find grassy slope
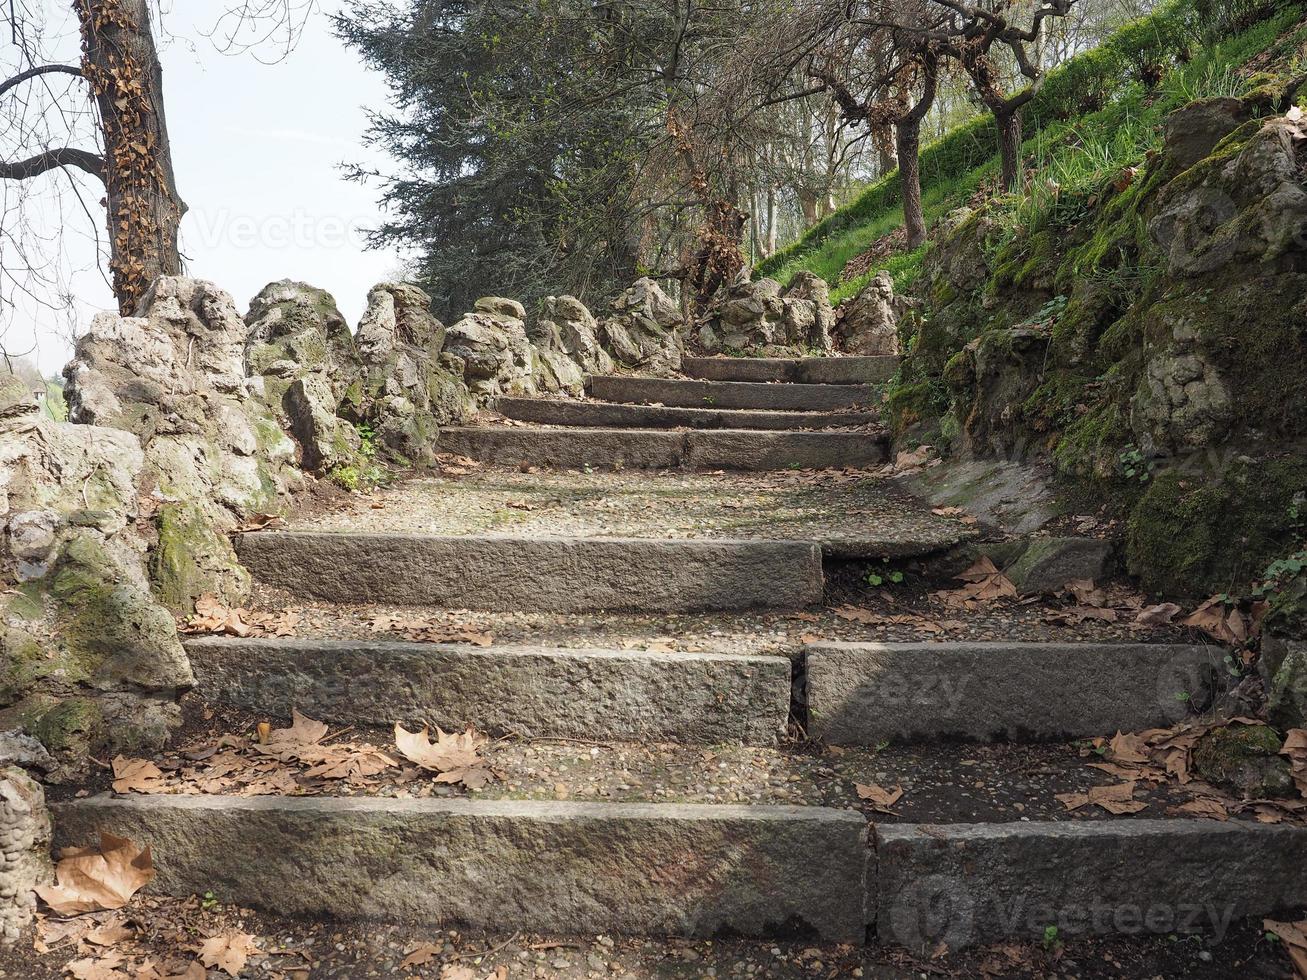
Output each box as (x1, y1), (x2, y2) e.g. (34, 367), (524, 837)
(760, 0), (1306, 305)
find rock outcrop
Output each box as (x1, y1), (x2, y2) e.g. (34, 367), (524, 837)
(835, 271), (902, 356)
(600, 278), (684, 374)
(350, 283), (476, 463)
(699, 275), (835, 354)
(1, 374), (190, 777)
(442, 298), (537, 402)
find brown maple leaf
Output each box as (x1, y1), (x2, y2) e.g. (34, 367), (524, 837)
(198, 931), (262, 977)
(36, 833), (156, 916)
(394, 724), (495, 788)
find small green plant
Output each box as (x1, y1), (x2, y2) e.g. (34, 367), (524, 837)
(201, 890), (219, 911)
(1043, 925), (1062, 952)
(1119, 445), (1155, 483)
(866, 557), (906, 588)
(866, 570), (906, 587)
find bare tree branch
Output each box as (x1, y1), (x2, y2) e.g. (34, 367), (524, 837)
(0, 146), (104, 180)
(0, 63), (82, 100)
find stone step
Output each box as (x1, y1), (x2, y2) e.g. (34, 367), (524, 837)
(436, 426), (889, 470)
(804, 641), (1228, 744)
(587, 375), (879, 411)
(51, 795), (1307, 948)
(185, 637), (791, 744)
(236, 532), (824, 612)
(495, 396), (880, 431)
(53, 795), (868, 942)
(682, 356), (899, 385)
(875, 819), (1307, 948)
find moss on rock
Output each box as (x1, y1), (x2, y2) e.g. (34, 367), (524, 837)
(1126, 459), (1307, 597)
(1192, 723), (1295, 799)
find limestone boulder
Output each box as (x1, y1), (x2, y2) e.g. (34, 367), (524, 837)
(350, 282), (476, 463)
(600, 278), (684, 375)
(0, 393), (191, 774)
(701, 275), (837, 354)
(835, 271), (901, 356)
(535, 296), (614, 377)
(0, 766), (50, 944)
(443, 299), (536, 402)
(782, 272), (835, 352)
(244, 280), (364, 472)
(65, 277), (303, 532)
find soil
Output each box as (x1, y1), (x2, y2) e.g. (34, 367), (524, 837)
(0, 899), (1296, 979)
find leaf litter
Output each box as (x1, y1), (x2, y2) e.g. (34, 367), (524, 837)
(1070, 721), (1307, 824)
(108, 709), (497, 799)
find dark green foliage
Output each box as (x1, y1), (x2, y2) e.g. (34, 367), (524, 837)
(334, 0), (671, 318)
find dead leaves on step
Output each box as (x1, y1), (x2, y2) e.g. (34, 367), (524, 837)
(364, 612), (494, 647)
(179, 595), (300, 639)
(36, 833), (156, 915)
(180, 598), (496, 647)
(36, 893), (273, 980)
(197, 931), (263, 976)
(1266, 917), (1307, 980)
(933, 557), (1017, 610)
(1067, 721), (1307, 824)
(855, 782), (904, 813)
(109, 710), (498, 799)
(394, 724), (495, 789)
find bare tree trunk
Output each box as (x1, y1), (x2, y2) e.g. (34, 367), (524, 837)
(765, 187), (777, 256)
(996, 108), (1024, 192)
(896, 119), (926, 249)
(797, 190), (819, 227)
(877, 146), (898, 178)
(76, 0), (185, 314)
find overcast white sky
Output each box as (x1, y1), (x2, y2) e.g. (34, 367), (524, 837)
(13, 1), (402, 374)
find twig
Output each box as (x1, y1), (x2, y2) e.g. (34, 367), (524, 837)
(450, 929), (522, 962)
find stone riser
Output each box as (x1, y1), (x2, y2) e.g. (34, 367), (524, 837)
(804, 641), (1228, 742)
(682, 356), (899, 385)
(53, 797), (1307, 947)
(494, 397), (880, 431)
(186, 637), (791, 744)
(236, 532), (824, 612)
(436, 426), (889, 470)
(587, 376), (879, 411)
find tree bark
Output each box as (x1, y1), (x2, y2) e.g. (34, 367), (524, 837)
(896, 119), (925, 249)
(996, 107), (1024, 192)
(76, 0), (186, 314)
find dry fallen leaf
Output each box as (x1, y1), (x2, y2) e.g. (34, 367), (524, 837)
(394, 724), (495, 789)
(1135, 602), (1183, 627)
(1181, 596), (1250, 646)
(36, 833), (156, 916)
(1264, 917), (1307, 979)
(401, 943), (443, 969)
(855, 782), (904, 813)
(933, 557), (1016, 609)
(198, 931), (262, 977)
(440, 965), (478, 980)
(111, 757), (166, 795)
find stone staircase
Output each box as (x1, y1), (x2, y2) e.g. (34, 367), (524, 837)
(52, 356), (1307, 959)
(439, 355), (894, 471)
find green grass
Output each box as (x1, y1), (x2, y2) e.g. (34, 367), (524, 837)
(761, 0), (1305, 292)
